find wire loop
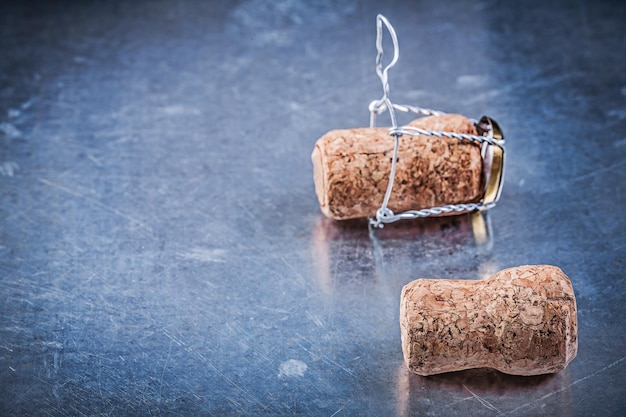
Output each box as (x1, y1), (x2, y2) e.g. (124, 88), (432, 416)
(368, 15), (506, 229)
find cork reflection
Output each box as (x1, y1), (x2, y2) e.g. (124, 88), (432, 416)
(310, 212), (494, 296)
(310, 217), (374, 296)
(371, 211), (493, 248)
(395, 363), (573, 416)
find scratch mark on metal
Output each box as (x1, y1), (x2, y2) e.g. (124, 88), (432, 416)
(570, 159), (626, 183)
(158, 338), (174, 404)
(162, 330), (275, 413)
(279, 254), (306, 282)
(238, 202), (256, 220)
(445, 396), (473, 407)
(194, 348), (274, 412)
(507, 355), (626, 415)
(463, 385), (501, 414)
(162, 331), (185, 347)
(296, 334), (356, 378)
(307, 311), (327, 331)
(177, 248), (227, 263)
(86, 153), (103, 166)
(0, 122), (22, 138)
(38, 178), (153, 233)
(0, 161), (19, 177)
(330, 407), (344, 416)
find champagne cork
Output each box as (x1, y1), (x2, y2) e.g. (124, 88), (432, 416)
(311, 114), (484, 220)
(400, 265), (578, 376)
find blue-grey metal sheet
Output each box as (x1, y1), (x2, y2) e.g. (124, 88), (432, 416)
(1, 1), (625, 415)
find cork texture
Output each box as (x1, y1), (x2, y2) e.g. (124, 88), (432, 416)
(311, 114), (483, 220)
(400, 265), (578, 376)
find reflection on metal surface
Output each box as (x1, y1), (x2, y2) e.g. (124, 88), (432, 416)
(470, 211), (491, 248)
(311, 212), (494, 295)
(395, 363), (573, 416)
(311, 211), (494, 244)
(2, 0), (624, 414)
(395, 364), (410, 417)
(311, 217), (373, 295)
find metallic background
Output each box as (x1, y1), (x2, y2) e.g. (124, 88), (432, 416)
(1, 0), (625, 415)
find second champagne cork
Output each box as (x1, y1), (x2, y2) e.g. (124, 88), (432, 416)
(400, 265), (578, 376)
(311, 114), (485, 220)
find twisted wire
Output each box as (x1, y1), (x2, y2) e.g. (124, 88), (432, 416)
(391, 103), (445, 117)
(369, 101), (445, 121)
(390, 126), (505, 147)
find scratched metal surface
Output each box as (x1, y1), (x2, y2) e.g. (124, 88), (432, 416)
(1, 0), (625, 416)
